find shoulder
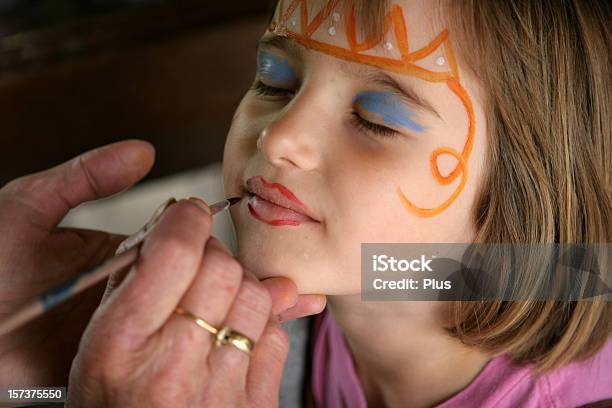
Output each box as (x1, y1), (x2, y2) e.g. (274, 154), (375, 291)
(543, 338), (612, 407)
(439, 338), (612, 408)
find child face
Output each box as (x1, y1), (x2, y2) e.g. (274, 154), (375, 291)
(223, 0), (487, 295)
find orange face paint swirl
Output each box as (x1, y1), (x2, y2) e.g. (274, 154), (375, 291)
(269, 0), (475, 218)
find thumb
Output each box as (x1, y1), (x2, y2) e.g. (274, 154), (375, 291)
(260, 277), (299, 315)
(2, 139), (155, 230)
(261, 276), (327, 320)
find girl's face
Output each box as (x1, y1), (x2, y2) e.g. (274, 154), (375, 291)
(223, 0), (487, 295)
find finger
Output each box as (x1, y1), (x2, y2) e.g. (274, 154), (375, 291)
(166, 237), (243, 356)
(100, 253), (132, 305)
(247, 318), (290, 407)
(174, 243), (321, 322)
(1, 140), (155, 230)
(36, 227), (127, 290)
(259, 276), (326, 321)
(208, 272), (272, 388)
(195, 241), (300, 316)
(102, 199), (212, 341)
(260, 277), (298, 315)
(278, 294), (327, 322)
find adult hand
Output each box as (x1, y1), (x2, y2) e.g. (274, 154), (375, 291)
(0, 140), (325, 389)
(0, 140), (155, 386)
(67, 199), (325, 407)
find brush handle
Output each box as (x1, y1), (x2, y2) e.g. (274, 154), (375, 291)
(0, 197), (240, 338)
(0, 246), (139, 338)
(114, 198), (235, 255)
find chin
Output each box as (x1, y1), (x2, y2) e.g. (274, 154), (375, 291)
(235, 242), (358, 296)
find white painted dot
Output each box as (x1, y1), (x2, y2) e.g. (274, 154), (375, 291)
(384, 41), (393, 50)
(328, 26), (336, 36)
(435, 56), (446, 66)
(332, 12), (341, 21)
(290, 17), (297, 27)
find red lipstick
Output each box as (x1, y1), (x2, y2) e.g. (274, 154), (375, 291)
(246, 176), (316, 226)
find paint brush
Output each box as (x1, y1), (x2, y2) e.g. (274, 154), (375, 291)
(0, 196), (242, 338)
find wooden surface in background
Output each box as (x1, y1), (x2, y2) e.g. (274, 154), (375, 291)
(0, 14), (267, 186)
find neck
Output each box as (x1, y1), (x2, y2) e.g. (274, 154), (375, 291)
(326, 295), (491, 408)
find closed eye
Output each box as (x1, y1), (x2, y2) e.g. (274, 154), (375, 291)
(251, 81), (399, 139)
(351, 112), (399, 139)
(251, 80), (294, 98)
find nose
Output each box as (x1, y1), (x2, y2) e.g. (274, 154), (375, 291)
(257, 98), (324, 171)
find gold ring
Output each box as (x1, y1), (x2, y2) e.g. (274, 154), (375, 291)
(173, 307), (255, 355)
(216, 326), (254, 355)
(174, 306), (219, 335)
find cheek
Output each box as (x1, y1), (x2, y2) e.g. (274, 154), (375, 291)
(225, 98), (258, 148)
(223, 98), (261, 191)
(222, 128), (243, 195)
(323, 142), (415, 240)
(325, 134), (478, 244)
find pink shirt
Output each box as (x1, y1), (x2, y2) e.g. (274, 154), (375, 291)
(311, 307), (612, 407)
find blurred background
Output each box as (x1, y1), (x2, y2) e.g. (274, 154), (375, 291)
(0, 0), (271, 186)
(0, 5), (310, 400)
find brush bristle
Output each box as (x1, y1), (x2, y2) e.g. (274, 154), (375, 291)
(227, 197), (242, 206)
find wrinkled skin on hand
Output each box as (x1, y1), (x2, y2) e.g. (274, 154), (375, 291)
(0, 140), (155, 386)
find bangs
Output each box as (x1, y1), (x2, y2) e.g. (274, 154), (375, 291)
(349, 0), (389, 39)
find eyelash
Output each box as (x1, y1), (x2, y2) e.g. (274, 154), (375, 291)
(251, 80), (399, 139)
(350, 112), (398, 139)
(251, 80), (294, 97)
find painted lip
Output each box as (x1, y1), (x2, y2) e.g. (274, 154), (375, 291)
(245, 176), (318, 223)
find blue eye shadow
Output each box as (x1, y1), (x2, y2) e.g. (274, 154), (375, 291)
(354, 91), (426, 133)
(256, 50), (297, 84)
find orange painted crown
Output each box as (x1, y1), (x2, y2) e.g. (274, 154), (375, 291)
(269, 0), (475, 218)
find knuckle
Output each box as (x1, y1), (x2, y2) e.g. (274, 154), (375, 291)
(208, 272), (242, 299)
(203, 248), (244, 292)
(213, 342), (249, 370)
(101, 318), (146, 352)
(77, 327), (135, 382)
(173, 323), (203, 348)
(237, 279), (272, 318)
(4, 174), (43, 198)
(153, 233), (195, 262)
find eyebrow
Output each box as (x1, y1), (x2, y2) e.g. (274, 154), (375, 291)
(361, 71), (442, 120)
(256, 35), (442, 120)
(256, 35), (303, 60)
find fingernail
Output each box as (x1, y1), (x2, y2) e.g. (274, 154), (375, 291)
(148, 197), (177, 225)
(188, 197), (212, 215)
(146, 197), (177, 229)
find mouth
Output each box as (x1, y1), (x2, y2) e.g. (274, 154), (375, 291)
(245, 176), (318, 226)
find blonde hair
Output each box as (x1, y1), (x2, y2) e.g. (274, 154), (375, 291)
(348, 0), (612, 371)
